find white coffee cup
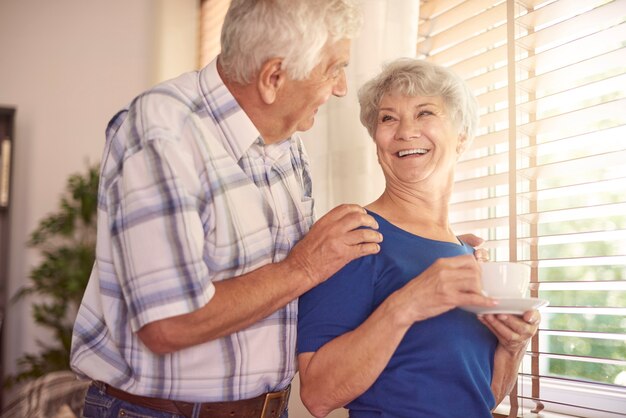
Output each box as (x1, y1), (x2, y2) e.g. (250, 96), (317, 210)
(480, 262), (531, 298)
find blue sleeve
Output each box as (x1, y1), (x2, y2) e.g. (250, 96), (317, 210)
(297, 255), (375, 354)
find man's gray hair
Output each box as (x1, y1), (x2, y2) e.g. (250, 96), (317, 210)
(358, 58), (479, 145)
(219, 0), (363, 84)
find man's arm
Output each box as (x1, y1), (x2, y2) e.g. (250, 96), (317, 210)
(137, 204), (383, 354)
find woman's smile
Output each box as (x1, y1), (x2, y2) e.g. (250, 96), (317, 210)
(397, 148), (430, 158)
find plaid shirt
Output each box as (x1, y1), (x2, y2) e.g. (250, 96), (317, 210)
(70, 58), (315, 402)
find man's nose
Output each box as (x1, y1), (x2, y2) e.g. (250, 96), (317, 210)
(332, 71), (348, 97)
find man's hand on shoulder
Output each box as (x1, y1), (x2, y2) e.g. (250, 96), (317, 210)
(286, 204), (383, 287)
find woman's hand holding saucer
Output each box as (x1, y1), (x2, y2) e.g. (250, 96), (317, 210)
(478, 310), (540, 354)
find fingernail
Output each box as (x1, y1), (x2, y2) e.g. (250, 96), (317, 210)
(474, 248), (489, 262)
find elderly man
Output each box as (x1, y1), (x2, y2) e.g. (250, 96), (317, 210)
(70, 1), (383, 417)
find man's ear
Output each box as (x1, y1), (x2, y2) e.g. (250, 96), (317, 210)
(258, 58), (285, 104)
(456, 132), (469, 157)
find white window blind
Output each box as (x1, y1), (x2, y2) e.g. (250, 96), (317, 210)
(417, 0), (626, 417)
(199, 0), (230, 68)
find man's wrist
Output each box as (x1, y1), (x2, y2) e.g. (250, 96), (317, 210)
(277, 253), (319, 294)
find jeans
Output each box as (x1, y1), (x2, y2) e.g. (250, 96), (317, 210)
(81, 384), (289, 418)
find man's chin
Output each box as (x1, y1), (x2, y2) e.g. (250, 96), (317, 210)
(297, 117), (316, 133)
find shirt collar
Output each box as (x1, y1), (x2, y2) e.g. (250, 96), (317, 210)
(198, 58), (262, 162)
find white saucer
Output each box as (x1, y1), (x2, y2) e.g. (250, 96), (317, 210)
(461, 297), (549, 315)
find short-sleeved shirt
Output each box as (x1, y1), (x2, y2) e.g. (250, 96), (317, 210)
(70, 58), (315, 402)
(298, 211), (497, 418)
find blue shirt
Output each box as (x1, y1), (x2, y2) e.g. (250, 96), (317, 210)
(298, 211), (497, 418)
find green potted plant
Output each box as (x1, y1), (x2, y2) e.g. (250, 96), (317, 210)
(5, 165), (98, 387)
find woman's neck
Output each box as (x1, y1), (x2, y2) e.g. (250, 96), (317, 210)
(366, 184), (458, 244)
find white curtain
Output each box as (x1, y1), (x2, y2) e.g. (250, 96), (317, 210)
(301, 0), (420, 216)
(293, 3), (419, 413)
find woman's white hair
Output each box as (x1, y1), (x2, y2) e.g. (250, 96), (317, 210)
(358, 58), (479, 145)
(219, 0), (363, 84)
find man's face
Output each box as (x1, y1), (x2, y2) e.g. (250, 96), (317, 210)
(276, 38), (351, 137)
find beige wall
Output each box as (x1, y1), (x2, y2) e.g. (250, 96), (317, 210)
(0, 0), (198, 403)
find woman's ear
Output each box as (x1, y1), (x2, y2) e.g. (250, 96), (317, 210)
(258, 58), (285, 104)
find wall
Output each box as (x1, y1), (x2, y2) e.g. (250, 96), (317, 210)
(0, 0), (198, 402)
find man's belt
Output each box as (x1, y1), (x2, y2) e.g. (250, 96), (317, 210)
(92, 381), (290, 418)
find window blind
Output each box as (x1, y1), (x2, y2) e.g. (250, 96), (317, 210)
(417, 0), (626, 417)
(198, 0), (230, 68)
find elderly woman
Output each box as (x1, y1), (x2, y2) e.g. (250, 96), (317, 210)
(296, 58), (540, 418)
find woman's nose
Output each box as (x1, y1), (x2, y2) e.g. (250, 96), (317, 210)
(396, 119), (420, 141)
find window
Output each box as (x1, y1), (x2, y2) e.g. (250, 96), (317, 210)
(198, 0), (230, 68)
(417, 0), (626, 417)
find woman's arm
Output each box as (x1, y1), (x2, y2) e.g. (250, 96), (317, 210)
(479, 310), (540, 405)
(490, 343), (526, 404)
(298, 255), (495, 418)
(298, 300), (410, 418)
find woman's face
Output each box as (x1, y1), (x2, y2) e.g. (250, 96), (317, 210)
(374, 92), (464, 188)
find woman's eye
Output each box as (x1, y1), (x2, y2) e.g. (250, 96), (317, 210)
(381, 115), (394, 122)
(417, 110), (433, 117)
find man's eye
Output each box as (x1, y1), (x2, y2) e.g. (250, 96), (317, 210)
(327, 67), (340, 79)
